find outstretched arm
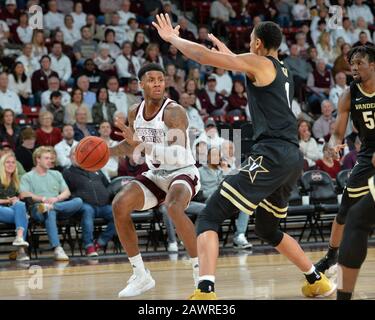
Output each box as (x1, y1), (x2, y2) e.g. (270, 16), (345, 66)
(152, 14), (268, 77)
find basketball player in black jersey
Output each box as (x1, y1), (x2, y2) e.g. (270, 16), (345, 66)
(153, 14), (335, 299)
(315, 46), (375, 280)
(336, 155), (375, 300)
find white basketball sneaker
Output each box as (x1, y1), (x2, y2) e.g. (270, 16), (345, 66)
(118, 269), (155, 298)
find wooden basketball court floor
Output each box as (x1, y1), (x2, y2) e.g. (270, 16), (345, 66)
(0, 248), (374, 300)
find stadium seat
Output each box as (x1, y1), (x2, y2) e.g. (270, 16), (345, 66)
(301, 170), (339, 241)
(336, 169), (351, 194)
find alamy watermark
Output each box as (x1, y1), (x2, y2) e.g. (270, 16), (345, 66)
(328, 5), (343, 30)
(28, 5), (43, 30)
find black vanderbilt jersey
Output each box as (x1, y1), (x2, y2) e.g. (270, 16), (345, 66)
(246, 56), (298, 146)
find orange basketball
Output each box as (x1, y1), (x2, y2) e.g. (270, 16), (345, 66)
(75, 136), (110, 172)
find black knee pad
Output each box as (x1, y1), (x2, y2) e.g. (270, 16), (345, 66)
(255, 223), (284, 247)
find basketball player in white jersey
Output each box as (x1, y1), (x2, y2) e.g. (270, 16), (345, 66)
(109, 63), (200, 297)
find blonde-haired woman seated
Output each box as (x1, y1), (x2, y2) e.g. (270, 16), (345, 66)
(0, 152), (29, 261)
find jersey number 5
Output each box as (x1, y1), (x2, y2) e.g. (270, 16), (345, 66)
(363, 111), (375, 130)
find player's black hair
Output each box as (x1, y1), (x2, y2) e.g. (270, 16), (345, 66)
(138, 63), (165, 80)
(348, 45), (375, 64)
(253, 21), (282, 51)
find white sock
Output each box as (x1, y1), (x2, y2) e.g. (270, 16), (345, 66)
(190, 257), (199, 269)
(304, 265), (316, 275)
(199, 275), (215, 283)
(128, 254), (146, 276)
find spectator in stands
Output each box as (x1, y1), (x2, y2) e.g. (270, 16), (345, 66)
(0, 0), (20, 33)
(352, 31), (374, 48)
(324, 120), (337, 143)
(329, 72), (348, 112)
(126, 18), (144, 43)
(77, 59), (107, 92)
(195, 119), (225, 150)
(8, 62), (33, 106)
(187, 68), (204, 90)
(45, 146), (63, 172)
(307, 59), (333, 114)
(118, 153), (148, 177)
(63, 147), (116, 256)
(283, 44), (312, 101)
(16, 12), (33, 44)
(92, 87), (117, 125)
(86, 14), (105, 42)
(315, 143), (341, 179)
(35, 111), (62, 147)
(0, 72), (22, 115)
(73, 26), (99, 67)
(54, 124), (78, 169)
(295, 32), (309, 59)
(61, 14), (81, 47)
(50, 42), (73, 88)
(312, 100), (336, 139)
(31, 55), (59, 106)
(107, 14), (128, 47)
(198, 75), (227, 116)
(199, 146), (224, 201)
(342, 136), (361, 170)
(180, 92), (204, 138)
(126, 77), (143, 107)
(42, 91), (65, 128)
(178, 17), (196, 42)
(41, 75), (71, 108)
(162, 1), (178, 24)
(0, 109), (20, 151)
(115, 41), (141, 86)
(197, 26), (213, 49)
(71, 2), (87, 33)
(73, 107), (97, 141)
(76, 75), (97, 110)
(194, 140), (208, 167)
(226, 79), (248, 117)
(316, 31), (335, 67)
(163, 44), (186, 74)
(100, 0), (122, 24)
(132, 31), (148, 60)
(210, 0), (236, 38)
(332, 42), (352, 80)
(118, 0), (136, 26)
(0, 14), (10, 48)
(306, 46), (318, 71)
(165, 63), (184, 95)
(65, 88), (92, 125)
(291, 0), (310, 27)
(15, 44), (39, 78)
(98, 121), (118, 181)
(0, 142), (25, 178)
(143, 43), (164, 68)
(107, 76), (128, 117)
(0, 152), (29, 261)
(143, 0), (163, 25)
(212, 67), (233, 97)
(44, 0), (65, 32)
(298, 119), (321, 169)
(348, 0), (374, 26)
(101, 28), (121, 59)
(15, 127), (36, 172)
(20, 146), (83, 261)
(31, 30), (48, 60)
(353, 16), (372, 41)
(94, 44), (116, 74)
(332, 17), (356, 45)
(311, 18), (326, 46)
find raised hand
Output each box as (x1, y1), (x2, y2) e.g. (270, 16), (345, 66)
(114, 117), (138, 146)
(152, 14), (180, 43)
(208, 33), (234, 55)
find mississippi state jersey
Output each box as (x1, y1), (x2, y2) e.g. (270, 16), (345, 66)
(350, 82), (375, 153)
(133, 97), (196, 171)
